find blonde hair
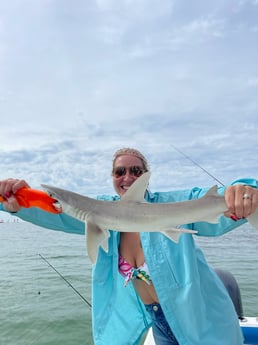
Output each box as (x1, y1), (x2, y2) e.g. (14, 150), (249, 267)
(112, 147), (150, 172)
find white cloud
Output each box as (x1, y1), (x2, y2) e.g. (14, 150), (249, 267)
(0, 0), (257, 209)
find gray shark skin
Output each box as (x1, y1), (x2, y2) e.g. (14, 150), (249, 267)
(42, 172), (258, 263)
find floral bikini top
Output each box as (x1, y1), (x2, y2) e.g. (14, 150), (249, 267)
(118, 253), (152, 287)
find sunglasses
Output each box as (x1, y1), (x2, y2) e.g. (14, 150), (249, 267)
(112, 166), (145, 178)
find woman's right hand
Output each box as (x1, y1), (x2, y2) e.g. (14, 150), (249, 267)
(0, 178), (30, 212)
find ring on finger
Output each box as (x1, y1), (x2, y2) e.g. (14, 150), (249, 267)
(243, 193), (251, 200)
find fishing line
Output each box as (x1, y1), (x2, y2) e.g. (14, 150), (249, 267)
(38, 253), (92, 308)
(38, 147), (222, 310)
(170, 144), (225, 186)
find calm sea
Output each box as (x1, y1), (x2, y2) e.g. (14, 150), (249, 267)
(0, 222), (257, 345)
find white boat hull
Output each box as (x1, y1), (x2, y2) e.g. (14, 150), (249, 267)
(144, 317), (258, 345)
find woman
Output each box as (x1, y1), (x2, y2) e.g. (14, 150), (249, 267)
(0, 147), (258, 345)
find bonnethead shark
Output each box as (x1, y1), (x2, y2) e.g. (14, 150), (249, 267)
(42, 172), (258, 263)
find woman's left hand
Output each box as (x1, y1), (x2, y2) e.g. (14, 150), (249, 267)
(224, 185), (258, 220)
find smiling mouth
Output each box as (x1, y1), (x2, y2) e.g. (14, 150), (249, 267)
(121, 185), (131, 191)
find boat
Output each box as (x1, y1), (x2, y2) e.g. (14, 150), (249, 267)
(144, 317), (258, 345)
(241, 317), (258, 345)
(143, 269), (258, 345)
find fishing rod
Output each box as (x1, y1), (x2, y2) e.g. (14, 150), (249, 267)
(170, 145), (241, 222)
(38, 147), (221, 309)
(170, 144), (225, 187)
(38, 253), (92, 308)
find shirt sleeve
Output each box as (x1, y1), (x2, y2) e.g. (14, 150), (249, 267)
(0, 202), (85, 235)
(184, 177), (257, 236)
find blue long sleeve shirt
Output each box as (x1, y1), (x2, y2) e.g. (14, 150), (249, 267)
(1, 178), (257, 345)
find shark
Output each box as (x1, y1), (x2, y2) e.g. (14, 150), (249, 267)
(42, 172), (258, 263)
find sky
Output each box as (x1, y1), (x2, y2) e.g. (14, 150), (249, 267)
(1, 0), (258, 219)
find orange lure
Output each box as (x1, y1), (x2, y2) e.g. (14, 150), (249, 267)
(0, 187), (62, 214)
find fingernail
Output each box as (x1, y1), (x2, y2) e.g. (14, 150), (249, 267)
(230, 214), (238, 222)
(5, 192), (11, 198)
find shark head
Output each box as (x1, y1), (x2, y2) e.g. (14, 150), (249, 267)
(41, 172), (152, 263)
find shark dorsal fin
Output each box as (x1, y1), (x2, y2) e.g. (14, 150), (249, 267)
(120, 171), (151, 203)
(203, 185), (219, 197)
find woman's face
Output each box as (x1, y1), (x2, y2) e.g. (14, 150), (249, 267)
(112, 154), (145, 196)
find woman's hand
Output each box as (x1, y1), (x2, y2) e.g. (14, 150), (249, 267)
(0, 178), (30, 212)
(224, 184), (258, 220)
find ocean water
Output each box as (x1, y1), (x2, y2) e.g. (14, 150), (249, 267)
(0, 222), (257, 345)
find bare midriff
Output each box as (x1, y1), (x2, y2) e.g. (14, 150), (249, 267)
(119, 232), (159, 305)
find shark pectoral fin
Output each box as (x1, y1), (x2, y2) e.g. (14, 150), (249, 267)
(100, 231), (110, 253)
(247, 208), (258, 229)
(161, 228), (198, 243)
(86, 222), (110, 264)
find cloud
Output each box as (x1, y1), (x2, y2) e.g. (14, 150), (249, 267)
(0, 0), (257, 221)
(1, 114), (257, 195)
